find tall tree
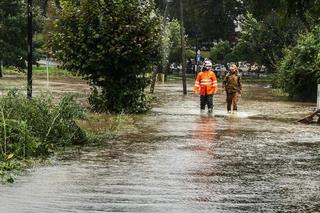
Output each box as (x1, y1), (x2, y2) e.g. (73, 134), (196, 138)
(154, 0), (244, 46)
(51, 0), (162, 113)
(0, 0), (42, 76)
(0, 0), (28, 75)
(276, 26), (320, 100)
(244, 0), (320, 29)
(233, 12), (303, 72)
(34, 0), (61, 15)
(243, 0), (282, 20)
(280, 0), (320, 29)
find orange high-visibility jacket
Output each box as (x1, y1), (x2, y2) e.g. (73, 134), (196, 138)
(194, 70), (218, 95)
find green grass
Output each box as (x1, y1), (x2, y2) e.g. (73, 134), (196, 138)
(241, 75), (274, 84)
(3, 66), (74, 77)
(32, 66), (73, 76)
(166, 74), (196, 81)
(0, 90), (88, 183)
(272, 88), (289, 97)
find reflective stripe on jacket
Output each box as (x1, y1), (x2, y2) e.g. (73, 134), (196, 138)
(194, 70), (218, 95)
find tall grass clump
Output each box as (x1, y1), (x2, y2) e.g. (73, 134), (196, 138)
(0, 90), (87, 162)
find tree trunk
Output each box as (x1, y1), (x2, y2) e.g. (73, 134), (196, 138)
(298, 109), (320, 124)
(150, 66), (158, 94)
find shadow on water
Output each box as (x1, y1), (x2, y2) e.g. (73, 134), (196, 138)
(0, 82), (319, 212)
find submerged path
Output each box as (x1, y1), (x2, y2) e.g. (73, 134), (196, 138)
(0, 82), (319, 212)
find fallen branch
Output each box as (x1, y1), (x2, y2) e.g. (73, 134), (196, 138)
(298, 109), (320, 124)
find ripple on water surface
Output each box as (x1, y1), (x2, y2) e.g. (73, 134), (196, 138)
(0, 83), (319, 212)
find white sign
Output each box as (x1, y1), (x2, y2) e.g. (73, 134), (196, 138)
(317, 84), (320, 110)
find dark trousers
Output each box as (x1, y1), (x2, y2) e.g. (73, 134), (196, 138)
(200, 94), (213, 110)
(227, 92), (239, 111)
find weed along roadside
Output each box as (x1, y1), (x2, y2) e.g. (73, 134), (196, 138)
(0, 67), (148, 183)
(0, 71), (301, 184)
(0, 90), (87, 183)
(0, 86), (139, 183)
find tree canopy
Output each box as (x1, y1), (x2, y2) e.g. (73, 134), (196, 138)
(51, 0), (162, 113)
(0, 0), (42, 76)
(155, 0), (244, 47)
(276, 26), (320, 101)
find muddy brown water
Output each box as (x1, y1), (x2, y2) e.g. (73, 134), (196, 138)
(0, 79), (319, 212)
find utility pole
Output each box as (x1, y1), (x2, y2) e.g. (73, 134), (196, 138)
(179, 0), (187, 95)
(27, 0), (33, 98)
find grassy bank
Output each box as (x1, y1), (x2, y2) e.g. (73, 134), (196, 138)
(32, 66), (73, 77)
(0, 88), (139, 183)
(2, 66), (73, 77)
(241, 75), (273, 84)
(0, 90), (87, 183)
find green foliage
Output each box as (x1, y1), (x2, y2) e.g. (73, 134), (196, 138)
(32, 66), (72, 76)
(243, 0), (282, 20)
(155, 0), (320, 47)
(155, 0), (243, 45)
(233, 13), (303, 71)
(164, 19), (193, 63)
(159, 19), (181, 73)
(276, 26), (320, 101)
(209, 41), (231, 63)
(1, 66), (72, 77)
(244, 0), (320, 29)
(0, 90), (87, 161)
(51, 0), (162, 113)
(0, 0), (43, 70)
(227, 41), (250, 63)
(232, 0), (320, 73)
(0, 161), (20, 183)
(186, 49), (196, 60)
(200, 51), (210, 59)
(167, 19), (182, 63)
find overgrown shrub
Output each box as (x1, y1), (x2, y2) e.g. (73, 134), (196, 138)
(209, 41), (231, 63)
(50, 0), (162, 113)
(233, 13), (303, 72)
(0, 90), (87, 161)
(276, 26), (320, 101)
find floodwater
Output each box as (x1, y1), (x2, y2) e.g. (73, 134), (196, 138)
(0, 81), (320, 212)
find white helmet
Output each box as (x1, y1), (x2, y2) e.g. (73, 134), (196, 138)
(204, 60), (212, 68)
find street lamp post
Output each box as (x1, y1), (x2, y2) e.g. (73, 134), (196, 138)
(27, 0), (33, 98)
(179, 0), (187, 95)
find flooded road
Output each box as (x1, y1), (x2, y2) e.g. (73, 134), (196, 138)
(0, 81), (319, 212)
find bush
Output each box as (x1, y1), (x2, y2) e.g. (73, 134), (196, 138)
(276, 26), (320, 101)
(186, 49), (196, 60)
(0, 90), (87, 161)
(50, 0), (162, 113)
(209, 41), (231, 63)
(234, 13), (303, 72)
(167, 19), (182, 63)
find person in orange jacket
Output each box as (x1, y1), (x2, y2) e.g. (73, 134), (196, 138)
(194, 60), (218, 113)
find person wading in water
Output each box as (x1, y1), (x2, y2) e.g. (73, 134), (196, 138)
(222, 64), (242, 114)
(194, 60), (218, 113)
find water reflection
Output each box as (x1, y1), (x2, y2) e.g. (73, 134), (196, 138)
(0, 83), (319, 212)
(192, 115), (217, 143)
